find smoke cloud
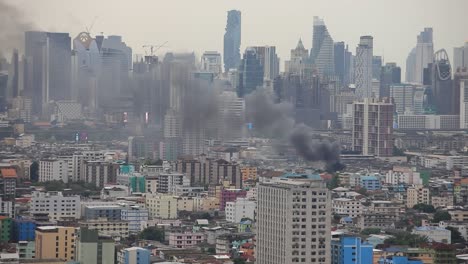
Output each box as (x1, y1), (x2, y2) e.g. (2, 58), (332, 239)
(245, 88), (342, 169)
(0, 1), (35, 57)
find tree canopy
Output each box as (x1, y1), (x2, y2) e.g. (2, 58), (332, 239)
(413, 203), (436, 213)
(384, 231), (429, 247)
(139, 226), (165, 242)
(432, 211), (451, 223)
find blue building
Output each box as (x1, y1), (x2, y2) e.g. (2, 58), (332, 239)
(119, 247), (150, 264)
(360, 175), (381, 191)
(13, 219), (36, 242)
(237, 48), (264, 97)
(378, 256), (423, 264)
(223, 10), (241, 72)
(84, 205), (122, 221)
(332, 236), (373, 264)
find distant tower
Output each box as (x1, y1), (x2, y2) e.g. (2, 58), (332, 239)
(237, 48), (264, 97)
(405, 48), (417, 83)
(201, 51), (222, 75)
(334, 41), (352, 86)
(431, 49), (453, 114)
(380, 63), (401, 98)
(415, 28), (434, 84)
(355, 36), (374, 100)
(453, 42), (468, 71)
(310, 16), (334, 76)
(223, 10), (242, 72)
(285, 38), (310, 74)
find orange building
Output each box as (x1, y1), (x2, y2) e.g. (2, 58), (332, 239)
(35, 226), (76, 261)
(240, 167), (257, 181)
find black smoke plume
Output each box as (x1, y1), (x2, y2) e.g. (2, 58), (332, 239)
(246, 89), (343, 170)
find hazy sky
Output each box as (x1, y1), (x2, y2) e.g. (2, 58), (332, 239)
(5, 0), (468, 73)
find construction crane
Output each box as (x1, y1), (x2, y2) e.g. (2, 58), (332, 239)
(142, 41), (169, 56)
(85, 16), (99, 35)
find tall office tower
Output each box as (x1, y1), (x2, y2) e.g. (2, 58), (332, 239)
(414, 28), (434, 84)
(285, 39), (311, 74)
(431, 49), (453, 114)
(98, 35), (133, 116)
(72, 32), (102, 113)
(454, 67), (468, 115)
(251, 46), (280, 81)
(454, 42), (468, 70)
(310, 16), (334, 76)
(201, 51), (222, 75)
(334, 42), (352, 86)
(380, 63), (401, 98)
(372, 56), (382, 80)
(24, 31), (72, 114)
(352, 98), (394, 157)
(390, 84), (424, 115)
(405, 48), (417, 83)
(460, 77), (468, 129)
(256, 174), (331, 264)
(224, 10), (241, 72)
(355, 36), (374, 100)
(237, 48), (264, 97)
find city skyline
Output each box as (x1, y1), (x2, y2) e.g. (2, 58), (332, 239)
(3, 0), (468, 74)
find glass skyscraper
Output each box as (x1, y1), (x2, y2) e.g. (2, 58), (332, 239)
(223, 10), (241, 72)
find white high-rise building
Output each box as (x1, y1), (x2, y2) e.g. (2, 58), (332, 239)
(201, 51), (222, 75)
(256, 174), (331, 264)
(355, 36), (373, 100)
(454, 42), (468, 71)
(157, 172), (190, 194)
(311, 17), (334, 76)
(414, 28), (434, 84)
(225, 198), (256, 223)
(30, 191), (81, 220)
(39, 159), (69, 183)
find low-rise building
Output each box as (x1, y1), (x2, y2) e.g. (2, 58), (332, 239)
(225, 198), (256, 223)
(357, 213), (398, 229)
(193, 197), (220, 212)
(145, 194), (177, 219)
(448, 209), (468, 222)
(30, 191), (81, 220)
(75, 228), (115, 264)
(121, 205), (149, 233)
(360, 175), (381, 191)
(406, 185), (430, 208)
(167, 231), (205, 248)
(79, 218), (129, 240)
(332, 198), (363, 218)
(331, 236), (373, 264)
(412, 226), (451, 244)
(35, 226), (76, 262)
(17, 241), (35, 259)
(431, 196), (453, 208)
(117, 247), (150, 264)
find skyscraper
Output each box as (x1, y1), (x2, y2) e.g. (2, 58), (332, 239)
(431, 49), (453, 115)
(237, 48), (264, 97)
(25, 31), (72, 114)
(256, 174), (331, 264)
(372, 56), (382, 80)
(453, 42), (468, 71)
(380, 63), (401, 98)
(390, 84), (424, 115)
(285, 39), (310, 74)
(223, 10), (241, 72)
(334, 42), (352, 86)
(310, 16), (334, 76)
(352, 98), (394, 157)
(453, 67), (468, 115)
(459, 76), (468, 129)
(405, 48), (417, 83)
(415, 28), (434, 84)
(355, 36), (374, 100)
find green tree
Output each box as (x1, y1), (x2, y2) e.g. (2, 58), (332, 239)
(139, 226), (165, 242)
(328, 174), (341, 190)
(413, 203), (436, 213)
(432, 211), (451, 223)
(361, 228), (381, 235)
(207, 247), (216, 254)
(233, 258), (246, 264)
(356, 187), (368, 196)
(393, 146), (405, 156)
(446, 226), (466, 244)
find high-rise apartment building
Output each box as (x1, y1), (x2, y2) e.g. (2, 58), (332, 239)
(35, 226), (76, 261)
(406, 185), (430, 208)
(30, 191), (81, 220)
(460, 78), (468, 129)
(201, 51), (222, 75)
(39, 159), (69, 183)
(355, 36), (374, 100)
(310, 17), (334, 76)
(256, 174), (331, 264)
(224, 10), (241, 72)
(352, 98), (394, 157)
(454, 42), (468, 70)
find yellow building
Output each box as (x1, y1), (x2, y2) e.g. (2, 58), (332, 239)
(193, 197), (220, 211)
(176, 196), (194, 212)
(240, 166), (257, 181)
(145, 194), (178, 219)
(35, 226), (76, 262)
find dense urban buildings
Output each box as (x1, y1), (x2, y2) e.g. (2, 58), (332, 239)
(0, 2), (466, 264)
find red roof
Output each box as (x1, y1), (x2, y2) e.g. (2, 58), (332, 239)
(0, 168), (17, 178)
